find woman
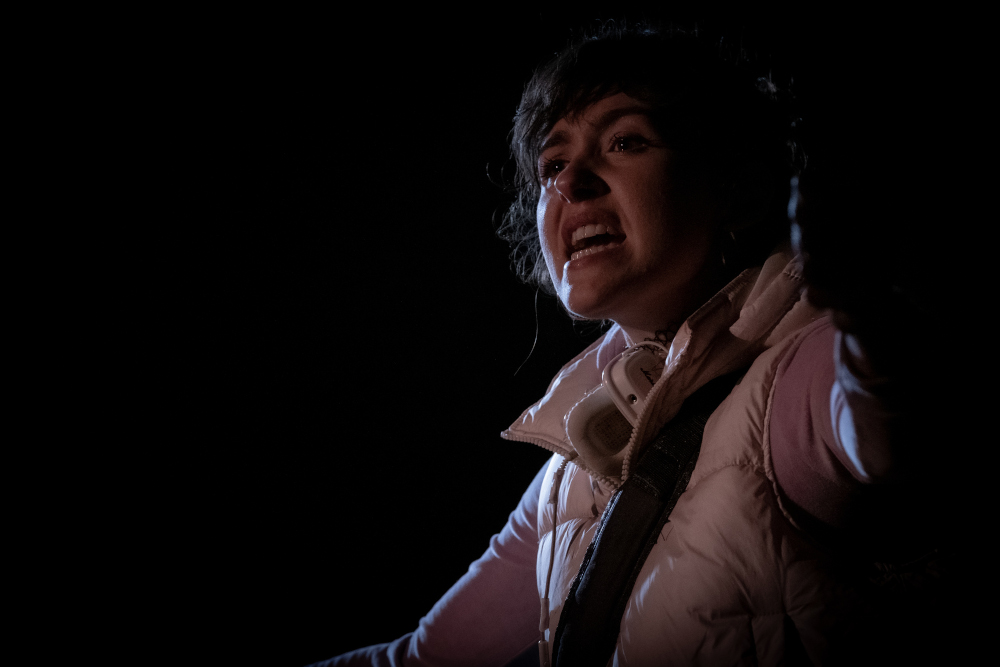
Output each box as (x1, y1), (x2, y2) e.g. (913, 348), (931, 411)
(315, 25), (953, 666)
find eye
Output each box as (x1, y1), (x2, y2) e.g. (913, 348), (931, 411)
(610, 133), (650, 153)
(539, 157), (565, 179)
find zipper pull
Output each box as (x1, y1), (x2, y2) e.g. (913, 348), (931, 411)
(539, 639), (551, 667)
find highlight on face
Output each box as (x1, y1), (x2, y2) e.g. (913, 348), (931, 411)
(498, 26), (796, 302)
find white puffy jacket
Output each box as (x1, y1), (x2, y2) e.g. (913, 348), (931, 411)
(502, 249), (854, 665)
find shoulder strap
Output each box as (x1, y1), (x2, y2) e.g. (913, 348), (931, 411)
(551, 371), (742, 667)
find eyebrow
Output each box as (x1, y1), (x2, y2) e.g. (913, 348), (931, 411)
(539, 129), (572, 154)
(539, 105), (654, 155)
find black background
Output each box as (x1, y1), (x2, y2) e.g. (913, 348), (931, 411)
(96, 8), (977, 666)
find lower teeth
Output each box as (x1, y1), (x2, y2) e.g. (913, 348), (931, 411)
(570, 244), (616, 261)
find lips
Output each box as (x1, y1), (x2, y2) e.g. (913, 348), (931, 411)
(564, 216), (625, 262)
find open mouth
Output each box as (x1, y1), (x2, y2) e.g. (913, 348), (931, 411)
(569, 223), (625, 261)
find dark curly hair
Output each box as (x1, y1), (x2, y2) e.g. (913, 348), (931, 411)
(499, 24), (798, 294)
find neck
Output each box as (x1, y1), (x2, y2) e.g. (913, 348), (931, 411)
(620, 325), (678, 349)
(615, 241), (733, 345)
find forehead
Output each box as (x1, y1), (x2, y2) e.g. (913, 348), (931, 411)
(542, 93), (653, 149)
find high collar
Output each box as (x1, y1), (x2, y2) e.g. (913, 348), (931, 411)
(502, 245), (816, 487)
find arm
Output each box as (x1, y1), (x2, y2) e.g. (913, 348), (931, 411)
(309, 462), (547, 667)
(768, 318), (903, 534)
(770, 170), (933, 545)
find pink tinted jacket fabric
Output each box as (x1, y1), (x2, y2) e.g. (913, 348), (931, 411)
(317, 467), (546, 667)
(770, 318), (884, 531)
(315, 253), (893, 666)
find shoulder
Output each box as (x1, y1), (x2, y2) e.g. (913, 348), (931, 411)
(689, 312), (832, 486)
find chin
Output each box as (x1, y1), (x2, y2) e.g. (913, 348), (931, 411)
(561, 291), (620, 323)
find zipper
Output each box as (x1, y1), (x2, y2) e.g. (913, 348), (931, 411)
(537, 457), (568, 667)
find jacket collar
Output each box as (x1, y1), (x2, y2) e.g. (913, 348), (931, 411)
(502, 246), (811, 487)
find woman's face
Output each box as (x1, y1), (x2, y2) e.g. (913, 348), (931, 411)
(536, 93), (722, 332)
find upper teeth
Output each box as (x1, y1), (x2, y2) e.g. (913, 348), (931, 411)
(571, 223), (610, 245)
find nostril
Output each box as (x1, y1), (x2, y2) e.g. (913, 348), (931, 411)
(573, 176), (607, 201)
(557, 167), (607, 203)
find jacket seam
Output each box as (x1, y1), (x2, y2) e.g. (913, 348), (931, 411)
(685, 461), (769, 495)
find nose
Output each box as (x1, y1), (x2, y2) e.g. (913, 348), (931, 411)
(554, 160), (609, 203)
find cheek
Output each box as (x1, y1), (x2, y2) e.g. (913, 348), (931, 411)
(536, 192), (557, 260)
(535, 194), (546, 236)
(640, 174), (711, 240)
